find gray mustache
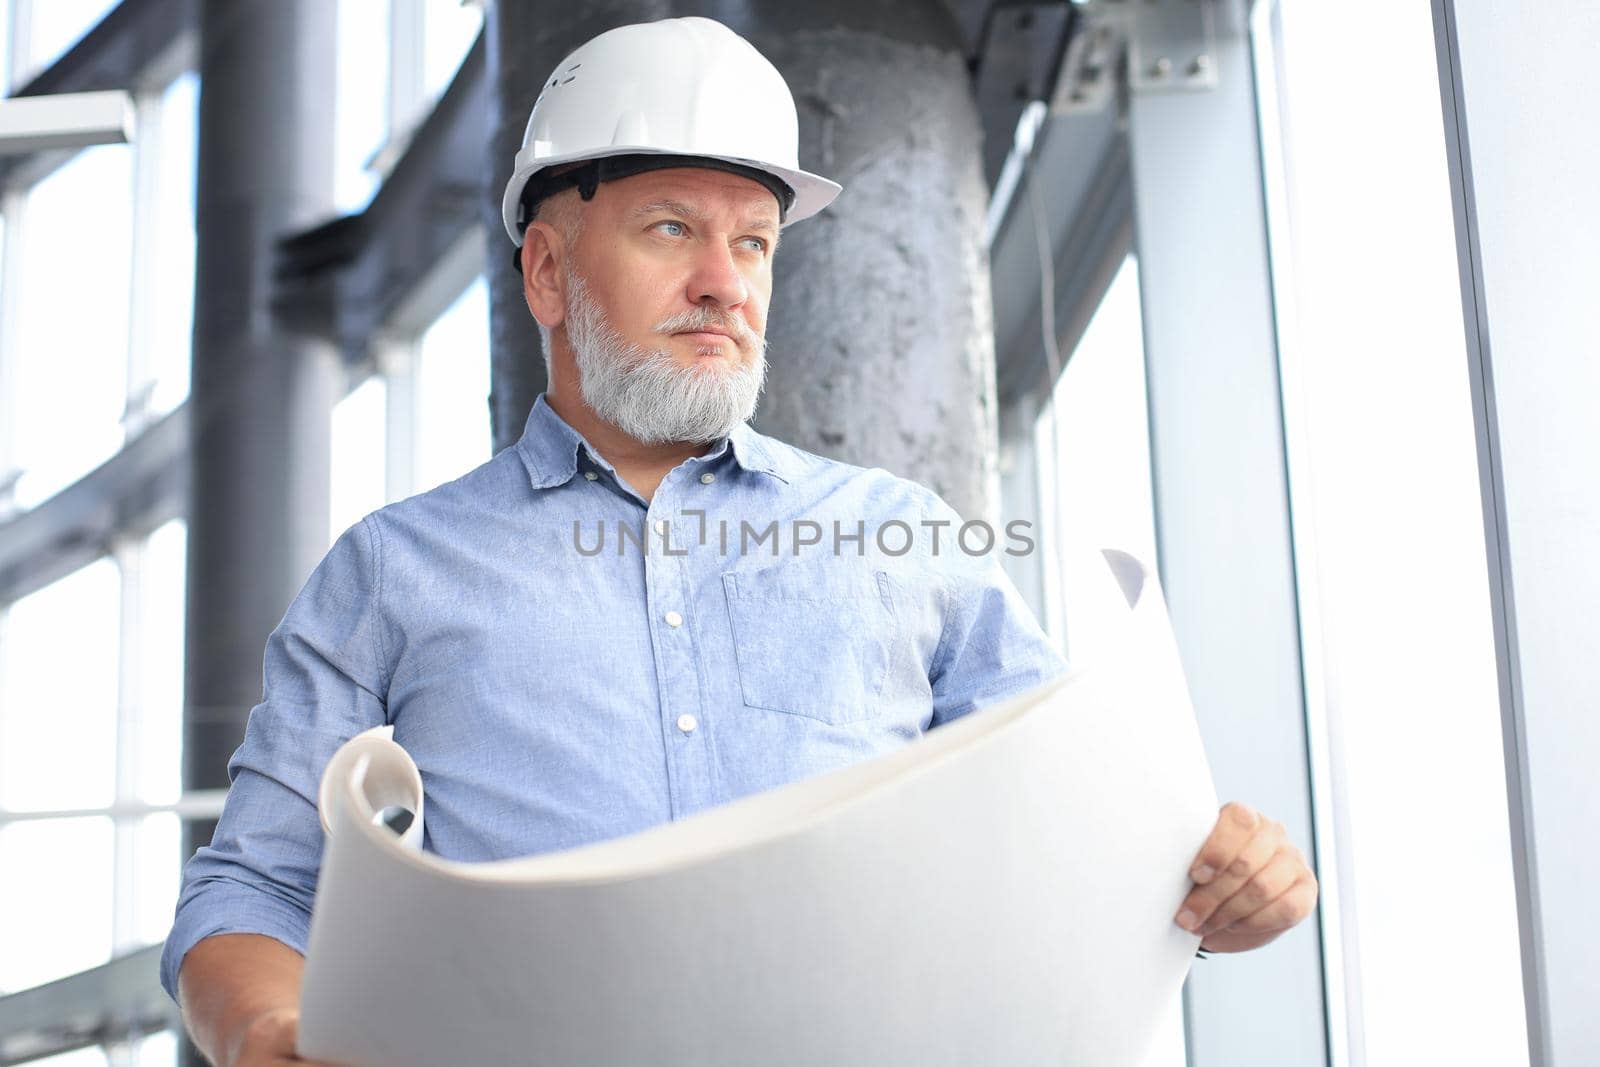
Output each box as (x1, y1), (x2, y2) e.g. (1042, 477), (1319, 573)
(654, 310), (764, 349)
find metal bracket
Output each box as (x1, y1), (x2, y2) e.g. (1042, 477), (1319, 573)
(1049, 0), (1219, 115)
(1128, 0), (1220, 93)
(1047, 14), (1122, 115)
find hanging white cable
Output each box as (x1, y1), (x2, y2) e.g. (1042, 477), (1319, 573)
(1026, 159), (1069, 651)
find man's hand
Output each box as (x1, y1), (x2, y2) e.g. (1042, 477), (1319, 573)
(1173, 801), (1318, 954)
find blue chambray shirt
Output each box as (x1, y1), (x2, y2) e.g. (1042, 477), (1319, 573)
(159, 393), (1069, 1000)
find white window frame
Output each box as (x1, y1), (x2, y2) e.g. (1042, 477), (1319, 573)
(0, 2), (484, 1061)
(0, 7), (206, 1065)
(332, 0), (488, 510)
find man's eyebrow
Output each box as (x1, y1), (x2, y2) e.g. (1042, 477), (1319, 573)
(629, 198), (780, 235)
(629, 198), (705, 222)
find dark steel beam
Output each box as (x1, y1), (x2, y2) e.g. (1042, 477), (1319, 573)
(990, 110), (1132, 408)
(0, 945), (173, 1066)
(970, 2), (1078, 188)
(182, 0), (340, 926)
(273, 35), (490, 360)
(0, 406), (186, 606)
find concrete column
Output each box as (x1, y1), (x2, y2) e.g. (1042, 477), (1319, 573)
(486, 1), (998, 521)
(183, 0), (338, 867)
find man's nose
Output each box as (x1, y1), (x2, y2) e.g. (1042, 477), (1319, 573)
(687, 239), (749, 309)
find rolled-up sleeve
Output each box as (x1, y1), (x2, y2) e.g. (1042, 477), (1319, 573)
(159, 516), (391, 1001)
(920, 492), (1071, 727)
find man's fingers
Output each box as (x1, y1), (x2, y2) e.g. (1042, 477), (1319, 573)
(1216, 871), (1320, 938)
(1176, 804), (1283, 932)
(1187, 802), (1263, 884)
(1195, 846), (1303, 936)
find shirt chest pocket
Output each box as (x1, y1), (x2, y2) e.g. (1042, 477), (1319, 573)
(721, 560), (899, 726)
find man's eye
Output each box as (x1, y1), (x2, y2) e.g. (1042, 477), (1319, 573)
(656, 220), (686, 237)
(738, 237), (768, 253)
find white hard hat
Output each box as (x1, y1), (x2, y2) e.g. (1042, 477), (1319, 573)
(500, 16), (842, 249)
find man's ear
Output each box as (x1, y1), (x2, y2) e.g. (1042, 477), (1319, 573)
(520, 220), (568, 331)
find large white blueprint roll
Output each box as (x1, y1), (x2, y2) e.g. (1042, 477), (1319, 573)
(298, 549), (1218, 1066)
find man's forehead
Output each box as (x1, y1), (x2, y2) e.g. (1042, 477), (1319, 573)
(607, 169), (782, 226)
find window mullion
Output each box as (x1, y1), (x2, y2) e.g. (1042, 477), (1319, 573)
(378, 337), (419, 503)
(5, 0), (32, 93)
(110, 536), (145, 956)
(388, 0), (427, 136)
(0, 606), (10, 807)
(0, 190), (27, 520)
(122, 88), (164, 439)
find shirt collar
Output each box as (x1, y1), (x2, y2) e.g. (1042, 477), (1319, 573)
(515, 393), (792, 491)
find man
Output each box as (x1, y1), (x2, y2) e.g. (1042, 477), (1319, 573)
(162, 16), (1316, 1066)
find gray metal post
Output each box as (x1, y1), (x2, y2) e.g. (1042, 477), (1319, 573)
(1434, 4), (1600, 1064)
(181, 4), (338, 1059)
(181, 0), (339, 965)
(486, 1), (999, 521)
(1124, 1), (1330, 1064)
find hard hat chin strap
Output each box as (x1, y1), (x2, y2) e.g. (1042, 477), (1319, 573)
(574, 165), (602, 202)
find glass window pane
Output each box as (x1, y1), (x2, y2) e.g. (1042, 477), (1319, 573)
(0, 816), (114, 992)
(0, 3), (10, 92)
(26, 1048), (108, 1067)
(21, 0), (119, 81)
(147, 71), (199, 419)
(1259, 1), (1528, 1062)
(137, 1029), (177, 1067)
(415, 277), (490, 491)
(423, 0), (483, 101)
(1033, 256), (1159, 665)
(133, 812), (180, 948)
(330, 375), (388, 544)
(0, 558), (119, 811)
(12, 146), (133, 508)
(136, 519), (186, 805)
(336, 0), (391, 214)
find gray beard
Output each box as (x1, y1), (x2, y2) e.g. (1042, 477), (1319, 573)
(565, 271), (768, 446)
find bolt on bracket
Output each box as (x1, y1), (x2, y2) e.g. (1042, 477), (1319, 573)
(1050, 0), (1219, 115)
(1127, 0), (1220, 93)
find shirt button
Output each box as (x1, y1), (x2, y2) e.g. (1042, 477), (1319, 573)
(699, 472), (715, 484)
(654, 518), (669, 535)
(677, 713), (698, 734)
(664, 610), (683, 628)
(583, 471), (598, 481)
